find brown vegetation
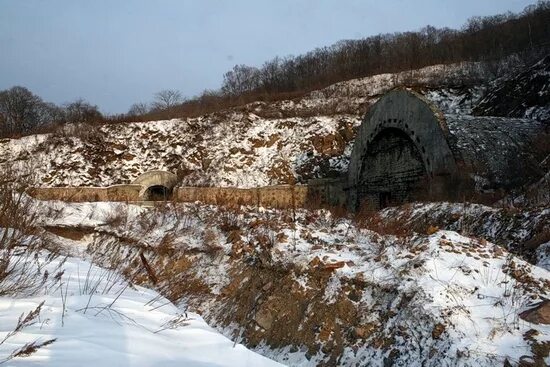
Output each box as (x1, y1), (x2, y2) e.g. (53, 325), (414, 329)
(0, 170), (60, 363)
(153, 1), (550, 122)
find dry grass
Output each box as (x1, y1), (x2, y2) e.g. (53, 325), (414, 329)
(42, 225), (95, 241)
(37, 122), (107, 155)
(202, 228), (223, 255)
(0, 301), (57, 364)
(0, 168), (62, 296)
(0, 168), (60, 363)
(103, 203), (129, 229)
(353, 203), (413, 238)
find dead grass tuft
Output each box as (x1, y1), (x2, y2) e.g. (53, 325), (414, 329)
(0, 302), (57, 364)
(0, 167), (62, 297)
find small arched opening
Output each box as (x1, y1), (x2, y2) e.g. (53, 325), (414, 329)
(143, 185), (172, 201)
(357, 128), (428, 209)
(133, 171), (178, 201)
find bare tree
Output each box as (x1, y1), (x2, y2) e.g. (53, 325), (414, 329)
(0, 86), (43, 135)
(64, 98), (103, 124)
(0, 113), (7, 136)
(221, 65), (261, 96)
(152, 89), (183, 110)
(39, 102), (65, 125)
(127, 102), (149, 116)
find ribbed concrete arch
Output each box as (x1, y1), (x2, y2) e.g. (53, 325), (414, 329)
(132, 170), (178, 200)
(347, 89), (458, 209)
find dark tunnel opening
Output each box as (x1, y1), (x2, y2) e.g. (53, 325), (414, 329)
(144, 185), (172, 201)
(357, 128), (428, 209)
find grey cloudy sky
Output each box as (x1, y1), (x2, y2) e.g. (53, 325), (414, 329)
(0, 0), (535, 113)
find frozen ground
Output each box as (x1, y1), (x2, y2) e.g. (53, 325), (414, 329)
(23, 199), (550, 366)
(0, 248), (283, 366)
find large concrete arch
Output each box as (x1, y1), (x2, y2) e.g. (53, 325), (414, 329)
(347, 88), (545, 210)
(347, 89), (458, 209)
(132, 170), (179, 200)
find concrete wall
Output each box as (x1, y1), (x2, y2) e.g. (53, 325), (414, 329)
(174, 181), (346, 209)
(132, 171), (179, 199)
(174, 185), (312, 209)
(29, 185), (143, 202)
(307, 178), (347, 207)
(29, 181), (347, 209)
(174, 186), (259, 206)
(132, 171), (178, 188)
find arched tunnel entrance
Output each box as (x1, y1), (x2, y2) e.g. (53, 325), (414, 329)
(143, 185), (172, 201)
(347, 90), (461, 211)
(358, 128), (428, 209)
(132, 171), (179, 201)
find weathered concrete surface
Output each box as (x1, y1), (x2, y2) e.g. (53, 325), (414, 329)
(307, 178), (347, 207)
(174, 186), (259, 206)
(445, 115), (545, 191)
(174, 185), (311, 209)
(347, 89), (546, 210)
(29, 171), (180, 202)
(132, 170), (179, 200)
(348, 89), (458, 209)
(29, 185), (142, 202)
(29, 182), (347, 210)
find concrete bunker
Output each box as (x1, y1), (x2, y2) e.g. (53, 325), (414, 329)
(132, 170), (178, 201)
(347, 89), (545, 210)
(360, 127), (428, 207)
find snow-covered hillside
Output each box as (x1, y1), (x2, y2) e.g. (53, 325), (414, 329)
(0, 61), (490, 189)
(24, 199), (550, 366)
(1, 56), (549, 366)
(474, 55), (550, 121)
(1, 57), (548, 191)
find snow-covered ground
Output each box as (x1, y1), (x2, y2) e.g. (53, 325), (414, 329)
(20, 199), (550, 366)
(1, 55), (548, 366)
(1, 57), (546, 191)
(0, 249), (282, 366)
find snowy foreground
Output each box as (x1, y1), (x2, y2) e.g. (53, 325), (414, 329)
(0, 254), (282, 366)
(2, 199), (550, 366)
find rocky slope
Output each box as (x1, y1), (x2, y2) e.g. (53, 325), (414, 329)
(2, 57), (549, 192)
(2, 52), (549, 367)
(34, 199), (550, 366)
(474, 55), (550, 122)
(0, 62), (489, 189)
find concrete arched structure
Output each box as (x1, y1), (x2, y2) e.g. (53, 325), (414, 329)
(347, 89), (544, 210)
(348, 89), (458, 209)
(132, 170), (178, 201)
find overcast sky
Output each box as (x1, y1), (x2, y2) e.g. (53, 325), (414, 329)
(0, 0), (536, 113)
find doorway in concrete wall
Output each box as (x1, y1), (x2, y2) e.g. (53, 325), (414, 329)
(358, 128), (428, 209)
(379, 192), (391, 208)
(144, 185), (172, 201)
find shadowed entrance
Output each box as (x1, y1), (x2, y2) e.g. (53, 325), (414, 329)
(358, 128), (427, 209)
(143, 185), (172, 201)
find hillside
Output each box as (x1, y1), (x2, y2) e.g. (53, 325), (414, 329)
(2, 1), (550, 366)
(2, 56), (548, 192)
(1, 56), (550, 367)
(0, 250), (283, 367)
(30, 199), (550, 366)
(474, 55), (550, 121)
(0, 62), (490, 188)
